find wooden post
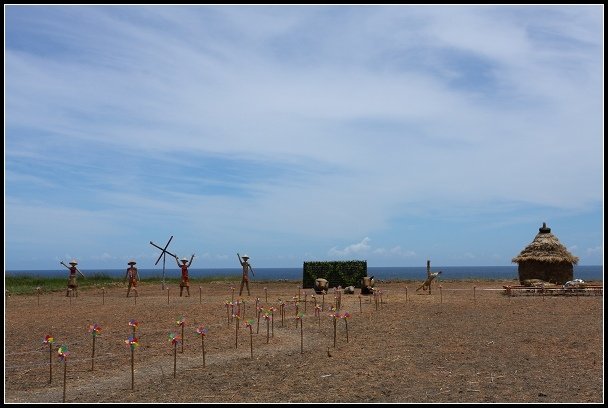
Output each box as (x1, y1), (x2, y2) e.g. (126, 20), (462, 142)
(405, 286), (408, 302)
(202, 336), (206, 368)
(62, 360), (67, 402)
(333, 315), (337, 348)
(473, 286), (476, 303)
(235, 316), (239, 349)
(91, 335), (96, 371)
(264, 287), (268, 303)
(102, 288), (105, 305)
(359, 295), (362, 313)
(173, 342), (177, 378)
(48, 343), (53, 384)
(167, 288), (170, 305)
(199, 287), (202, 304)
(130, 348), (134, 390)
(249, 325), (254, 359)
(345, 318), (349, 343)
(181, 324), (184, 354)
(266, 317), (270, 344)
(300, 315), (304, 354)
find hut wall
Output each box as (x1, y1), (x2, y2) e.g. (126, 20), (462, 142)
(517, 261), (573, 285)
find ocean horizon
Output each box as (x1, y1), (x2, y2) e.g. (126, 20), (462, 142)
(5, 265), (603, 282)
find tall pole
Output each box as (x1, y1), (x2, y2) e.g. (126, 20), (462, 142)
(162, 253), (166, 291)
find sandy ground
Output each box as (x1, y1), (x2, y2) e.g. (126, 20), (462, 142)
(4, 279), (604, 403)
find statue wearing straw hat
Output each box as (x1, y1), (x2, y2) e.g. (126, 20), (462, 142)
(124, 260), (140, 297)
(237, 253), (255, 296)
(60, 259), (85, 297)
(175, 254), (194, 297)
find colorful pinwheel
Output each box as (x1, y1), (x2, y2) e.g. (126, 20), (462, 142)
(88, 323), (102, 336)
(244, 318), (255, 329)
(168, 333), (181, 345)
(57, 345), (70, 362)
(43, 335), (55, 345)
(196, 325), (208, 336)
(176, 316), (185, 326)
(128, 319), (139, 330)
(125, 336), (139, 350)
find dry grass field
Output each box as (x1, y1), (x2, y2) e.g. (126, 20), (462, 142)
(4, 279), (604, 403)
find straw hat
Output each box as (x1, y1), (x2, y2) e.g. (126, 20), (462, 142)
(128, 260), (136, 265)
(242, 254), (250, 259)
(69, 260), (78, 265)
(180, 257), (188, 263)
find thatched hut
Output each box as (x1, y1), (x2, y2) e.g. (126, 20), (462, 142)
(512, 222), (579, 284)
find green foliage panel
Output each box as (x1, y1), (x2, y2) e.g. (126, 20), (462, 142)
(302, 260), (367, 288)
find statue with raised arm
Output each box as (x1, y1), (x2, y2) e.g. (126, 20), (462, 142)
(237, 253), (255, 296)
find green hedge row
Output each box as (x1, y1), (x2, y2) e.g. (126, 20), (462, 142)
(302, 260), (367, 289)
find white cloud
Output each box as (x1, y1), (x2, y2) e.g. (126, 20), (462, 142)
(329, 237), (372, 257)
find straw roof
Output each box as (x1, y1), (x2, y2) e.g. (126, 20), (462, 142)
(512, 223), (579, 265)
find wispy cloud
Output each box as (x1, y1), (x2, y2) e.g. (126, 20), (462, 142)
(5, 6), (602, 269)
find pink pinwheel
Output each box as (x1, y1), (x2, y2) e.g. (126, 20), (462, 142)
(128, 319), (139, 329)
(196, 325), (208, 336)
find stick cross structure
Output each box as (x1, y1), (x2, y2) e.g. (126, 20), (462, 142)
(150, 235), (176, 290)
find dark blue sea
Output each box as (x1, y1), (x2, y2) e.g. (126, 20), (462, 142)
(5, 265), (603, 281)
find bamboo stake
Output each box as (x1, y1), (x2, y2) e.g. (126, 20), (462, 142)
(102, 287), (105, 305)
(199, 287), (202, 304)
(359, 295), (362, 313)
(264, 287), (268, 303)
(167, 288), (170, 304)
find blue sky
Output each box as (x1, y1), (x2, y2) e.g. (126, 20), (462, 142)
(5, 5), (603, 270)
